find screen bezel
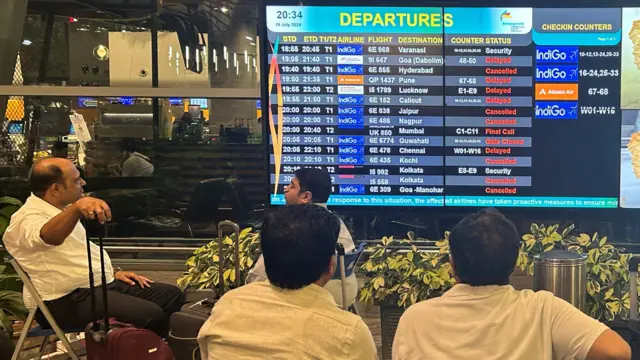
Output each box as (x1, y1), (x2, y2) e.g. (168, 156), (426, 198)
(260, 0), (634, 217)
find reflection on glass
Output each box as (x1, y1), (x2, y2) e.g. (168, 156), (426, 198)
(1, 96), (264, 239)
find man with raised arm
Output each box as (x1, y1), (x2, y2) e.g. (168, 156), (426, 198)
(3, 158), (183, 337)
(393, 208), (630, 360)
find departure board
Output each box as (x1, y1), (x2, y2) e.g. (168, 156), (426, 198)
(263, 6), (623, 208)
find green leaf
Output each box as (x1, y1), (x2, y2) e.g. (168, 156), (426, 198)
(0, 309), (10, 336)
(561, 224), (575, 238)
(0, 197), (23, 207)
(0, 291), (27, 320)
(587, 280), (600, 297)
(0, 205), (19, 220)
(605, 288), (614, 299)
(604, 308), (615, 322)
(587, 248), (600, 264)
(530, 223), (540, 236)
(578, 234), (591, 246)
(599, 236), (608, 247)
(547, 224), (559, 236)
(186, 256), (196, 267)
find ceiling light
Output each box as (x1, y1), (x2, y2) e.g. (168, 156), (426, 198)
(245, 36), (253, 41)
(221, 7), (228, 13)
(93, 45), (109, 61)
(250, 42), (256, 46)
(22, 39), (32, 46)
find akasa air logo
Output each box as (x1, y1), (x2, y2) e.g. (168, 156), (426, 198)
(500, 10), (526, 33)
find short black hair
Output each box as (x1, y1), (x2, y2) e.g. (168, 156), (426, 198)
(261, 204), (340, 289)
(448, 208), (519, 286)
(122, 138), (137, 153)
(294, 167), (332, 203)
(29, 160), (64, 198)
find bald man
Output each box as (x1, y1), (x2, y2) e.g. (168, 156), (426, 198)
(2, 158), (184, 337)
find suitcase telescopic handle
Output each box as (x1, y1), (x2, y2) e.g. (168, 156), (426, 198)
(630, 256), (640, 321)
(217, 221), (241, 296)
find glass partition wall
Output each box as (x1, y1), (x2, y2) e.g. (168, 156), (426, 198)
(0, 1), (263, 241)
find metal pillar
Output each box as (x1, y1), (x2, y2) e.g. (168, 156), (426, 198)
(0, 0), (27, 128)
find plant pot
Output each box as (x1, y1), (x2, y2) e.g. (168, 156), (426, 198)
(378, 298), (405, 360)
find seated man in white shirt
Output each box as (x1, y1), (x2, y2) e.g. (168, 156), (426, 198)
(198, 204), (377, 360)
(246, 167), (358, 308)
(393, 208), (631, 360)
(3, 158), (183, 337)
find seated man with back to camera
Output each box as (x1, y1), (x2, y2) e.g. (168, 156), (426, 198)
(393, 208), (630, 360)
(2, 158), (184, 337)
(246, 167), (358, 308)
(198, 204), (378, 359)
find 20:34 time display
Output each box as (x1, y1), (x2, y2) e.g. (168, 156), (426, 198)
(276, 10), (303, 19)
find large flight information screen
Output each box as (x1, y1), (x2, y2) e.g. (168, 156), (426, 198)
(264, 6), (623, 208)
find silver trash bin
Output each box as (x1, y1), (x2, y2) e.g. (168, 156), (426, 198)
(533, 250), (587, 311)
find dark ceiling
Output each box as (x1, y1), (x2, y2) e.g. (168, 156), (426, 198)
(26, 0), (257, 35)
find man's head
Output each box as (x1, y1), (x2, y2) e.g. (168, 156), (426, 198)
(261, 204), (340, 289)
(122, 139), (137, 158)
(448, 208), (520, 286)
(29, 158), (86, 208)
(50, 141), (68, 159)
(284, 168), (332, 205)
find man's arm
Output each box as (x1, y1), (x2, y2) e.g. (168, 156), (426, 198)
(40, 197), (111, 246)
(585, 330), (631, 360)
(549, 294), (630, 360)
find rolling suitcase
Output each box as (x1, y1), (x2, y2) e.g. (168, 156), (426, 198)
(607, 255), (640, 359)
(168, 221), (241, 360)
(84, 223), (174, 360)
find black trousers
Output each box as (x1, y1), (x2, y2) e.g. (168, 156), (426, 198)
(36, 280), (184, 338)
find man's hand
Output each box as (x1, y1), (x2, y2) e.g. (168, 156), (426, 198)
(115, 271), (154, 288)
(74, 197), (112, 224)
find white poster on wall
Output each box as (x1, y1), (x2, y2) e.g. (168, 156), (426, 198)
(69, 113), (92, 143)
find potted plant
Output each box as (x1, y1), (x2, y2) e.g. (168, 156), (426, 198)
(0, 197), (23, 292)
(359, 232), (454, 360)
(177, 228), (261, 300)
(517, 223), (632, 321)
(0, 196), (27, 355)
(0, 197), (23, 244)
(0, 266), (27, 356)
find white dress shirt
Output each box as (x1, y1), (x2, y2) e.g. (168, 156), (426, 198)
(3, 195), (114, 309)
(245, 203), (359, 307)
(393, 284), (609, 360)
(197, 281), (378, 360)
